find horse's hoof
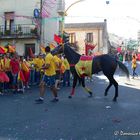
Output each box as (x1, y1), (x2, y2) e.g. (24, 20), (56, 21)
(88, 95), (92, 98)
(113, 98), (117, 102)
(88, 93), (93, 98)
(104, 92), (107, 96)
(68, 95), (72, 99)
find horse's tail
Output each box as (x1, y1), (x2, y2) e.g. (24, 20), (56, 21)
(117, 60), (129, 79)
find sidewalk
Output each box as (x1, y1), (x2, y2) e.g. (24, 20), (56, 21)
(117, 76), (140, 90)
(95, 73), (140, 90)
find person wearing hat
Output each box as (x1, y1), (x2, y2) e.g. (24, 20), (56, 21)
(35, 46), (58, 103)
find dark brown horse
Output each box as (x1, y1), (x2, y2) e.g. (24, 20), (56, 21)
(51, 43), (129, 101)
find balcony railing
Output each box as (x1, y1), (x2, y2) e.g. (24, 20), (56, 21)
(0, 24), (39, 39)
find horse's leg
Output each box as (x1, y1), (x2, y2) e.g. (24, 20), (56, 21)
(106, 76), (118, 102)
(112, 78), (118, 102)
(81, 77), (93, 97)
(68, 74), (78, 98)
(104, 81), (112, 96)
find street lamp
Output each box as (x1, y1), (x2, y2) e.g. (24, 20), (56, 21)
(58, 0), (85, 37)
(65, 0), (85, 16)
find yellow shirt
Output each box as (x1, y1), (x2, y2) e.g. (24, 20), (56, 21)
(45, 53), (56, 76)
(53, 55), (62, 71)
(34, 58), (45, 71)
(27, 60), (35, 70)
(63, 58), (70, 70)
(0, 59), (4, 71)
(132, 58), (137, 68)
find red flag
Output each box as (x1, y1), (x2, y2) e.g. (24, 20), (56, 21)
(0, 46), (6, 54)
(54, 34), (63, 44)
(18, 70), (25, 82)
(8, 45), (16, 53)
(85, 43), (96, 55)
(28, 48), (34, 58)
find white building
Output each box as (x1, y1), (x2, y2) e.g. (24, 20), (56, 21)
(0, 0), (64, 56)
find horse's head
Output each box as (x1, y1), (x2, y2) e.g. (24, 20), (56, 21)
(51, 44), (64, 55)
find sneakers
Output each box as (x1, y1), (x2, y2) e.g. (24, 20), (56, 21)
(35, 98), (59, 103)
(27, 86), (30, 89)
(35, 98), (44, 104)
(56, 87), (60, 90)
(51, 98), (59, 102)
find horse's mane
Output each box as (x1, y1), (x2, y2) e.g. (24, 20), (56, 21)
(64, 44), (81, 64)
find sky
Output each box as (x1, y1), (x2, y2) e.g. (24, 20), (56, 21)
(65, 0), (140, 39)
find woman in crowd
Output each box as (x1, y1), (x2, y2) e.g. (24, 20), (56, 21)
(20, 56), (30, 89)
(10, 53), (20, 93)
(131, 54), (138, 79)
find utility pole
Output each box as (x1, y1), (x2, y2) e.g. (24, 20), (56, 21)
(40, 0), (43, 44)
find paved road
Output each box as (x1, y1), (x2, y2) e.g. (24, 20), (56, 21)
(0, 62), (140, 140)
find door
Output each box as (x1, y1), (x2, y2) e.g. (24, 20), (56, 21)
(25, 44), (35, 57)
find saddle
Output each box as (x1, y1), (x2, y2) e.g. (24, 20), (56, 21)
(75, 55), (93, 78)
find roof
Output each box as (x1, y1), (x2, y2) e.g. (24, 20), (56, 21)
(65, 22), (106, 29)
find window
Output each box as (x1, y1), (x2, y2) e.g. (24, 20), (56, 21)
(86, 33), (93, 43)
(69, 33), (76, 44)
(4, 12), (15, 34)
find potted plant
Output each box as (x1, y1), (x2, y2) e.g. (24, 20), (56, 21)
(31, 27), (38, 35)
(5, 30), (11, 36)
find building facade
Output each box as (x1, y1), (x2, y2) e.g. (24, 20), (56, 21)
(65, 19), (108, 54)
(0, 0), (63, 56)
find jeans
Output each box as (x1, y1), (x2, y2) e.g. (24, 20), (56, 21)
(29, 69), (35, 85)
(35, 70), (41, 84)
(63, 70), (70, 86)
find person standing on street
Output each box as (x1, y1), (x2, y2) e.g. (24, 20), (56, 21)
(131, 54), (138, 79)
(10, 53), (20, 93)
(35, 46), (58, 104)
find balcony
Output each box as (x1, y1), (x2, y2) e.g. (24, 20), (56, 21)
(0, 24), (39, 39)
